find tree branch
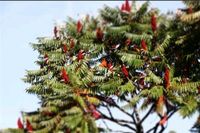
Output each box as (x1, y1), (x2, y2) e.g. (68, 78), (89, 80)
(100, 112), (134, 124)
(131, 109), (137, 125)
(139, 104), (154, 124)
(105, 104), (114, 119)
(146, 108), (179, 133)
(133, 105), (144, 133)
(115, 104), (133, 118)
(99, 111), (136, 131)
(157, 109), (178, 133)
(98, 126), (134, 133)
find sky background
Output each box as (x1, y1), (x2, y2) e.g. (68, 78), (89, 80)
(0, 1), (197, 132)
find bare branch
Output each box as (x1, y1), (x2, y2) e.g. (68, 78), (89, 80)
(146, 108), (179, 133)
(99, 111), (136, 131)
(140, 104), (155, 124)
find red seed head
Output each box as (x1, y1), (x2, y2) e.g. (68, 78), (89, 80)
(125, 0), (131, 12)
(77, 50), (84, 61)
(141, 39), (148, 51)
(164, 67), (170, 89)
(63, 42), (68, 53)
(77, 20), (83, 33)
(151, 14), (157, 32)
(96, 27), (103, 41)
(121, 4), (125, 11)
(121, 65), (129, 77)
(17, 118), (24, 129)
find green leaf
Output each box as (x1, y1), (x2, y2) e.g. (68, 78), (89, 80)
(148, 86), (164, 99)
(146, 69), (162, 84)
(170, 81), (200, 93)
(154, 35), (171, 54)
(81, 121), (89, 133)
(119, 79), (136, 93)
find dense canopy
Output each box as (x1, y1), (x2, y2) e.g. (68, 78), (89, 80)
(3, 1), (200, 133)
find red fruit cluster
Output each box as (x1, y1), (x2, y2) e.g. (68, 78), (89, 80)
(62, 42), (68, 53)
(26, 119), (33, 132)
(151, 14), (157, 32)
(17, 118), (24, 129)
(17, 118), (33, 132)
(141, 39), (148, 51)
(164, 67), (170, 89)
(61, 68), (70, 83)
(77, 50), (84, 61)
(121, 65), (129, 77)
(121, 0), (131, 12)
(96, 27), (104, 41)
(70, 39), (75, 48)
(77, 20), (83, 33)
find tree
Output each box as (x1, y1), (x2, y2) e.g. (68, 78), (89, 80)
(15, 1), (200, 133)
(166, 0), (200, 81)
(165, 1), (200, 132)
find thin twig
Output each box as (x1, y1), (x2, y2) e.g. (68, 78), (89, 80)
(146, 108), (179, 133)
(140, 104), (154, 124)
(99, 111), (136, 131)
(106, 104), (114, 119)
(157, 109), (178, 133)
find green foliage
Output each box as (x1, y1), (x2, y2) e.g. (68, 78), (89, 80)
(146, 70), (162, 84)
(18, 1), (200, 133)
(154, 35), (171, 55)
(179, 96), (198, 118)
(119, 79), (136, 93)
(180, 11), (200, 23)
(148, 86), (164, 99)
(170, 81), (200, 94)
(99, 77), (123, 94)
(119, 52), (144, 68)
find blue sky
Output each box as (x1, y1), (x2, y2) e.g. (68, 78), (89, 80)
(0, 1), (197, 132)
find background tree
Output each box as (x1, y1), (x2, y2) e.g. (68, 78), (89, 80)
(12, 0), (200, 133)
(166, 0), (200, 132)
